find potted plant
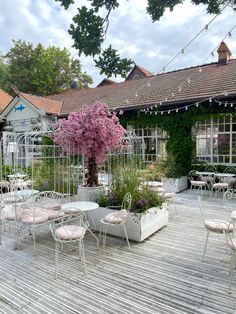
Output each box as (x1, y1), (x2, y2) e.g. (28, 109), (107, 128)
(88, 162), (168, 242)
(53, 101), (126, 199)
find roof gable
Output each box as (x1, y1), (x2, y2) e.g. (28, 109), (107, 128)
(126, 65), (153, 81)
(20, 92), (63, 114)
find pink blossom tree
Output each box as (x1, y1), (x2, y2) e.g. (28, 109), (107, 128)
(53, 101), (126, 186)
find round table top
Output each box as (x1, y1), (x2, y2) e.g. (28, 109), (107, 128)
(61, 201), (99, 212)
(9, 189), (39, 197)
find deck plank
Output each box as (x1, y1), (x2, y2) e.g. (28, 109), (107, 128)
(0, 190), (236, 313)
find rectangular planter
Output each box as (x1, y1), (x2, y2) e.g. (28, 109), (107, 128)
(162, 176), (188, 193)
(87, 204), (168, 242)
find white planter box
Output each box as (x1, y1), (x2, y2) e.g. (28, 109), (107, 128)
(162, 176), (188, 193)
(87, 204), (168, 242)
(77, 186), (104, 201)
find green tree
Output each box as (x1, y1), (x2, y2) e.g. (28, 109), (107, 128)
(55, 0), (235, 77)
(0, 53), (10, 92)
(5, 40), (93, 96)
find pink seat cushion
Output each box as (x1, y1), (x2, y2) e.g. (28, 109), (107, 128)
(4, 196), (23, 204)
(191, 181), (207, 186)
(212, 183), (229, 188)
(2, 205), (17, 220)
(47, 210), (65, 219)
(21, 208), (49, 224)
(46, 203), (61, 211)
(204, 219), (234, 233)
(102, 209), (128, 224)
(55, 225), (86, 240)
(163, 192), (175, 199)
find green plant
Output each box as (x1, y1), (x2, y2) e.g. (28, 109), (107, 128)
(96, 161), (164, 213)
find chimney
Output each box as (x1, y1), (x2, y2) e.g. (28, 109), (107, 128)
(217, 42), (232, 64)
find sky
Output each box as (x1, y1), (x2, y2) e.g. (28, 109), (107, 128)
(0, 0), (236, 86)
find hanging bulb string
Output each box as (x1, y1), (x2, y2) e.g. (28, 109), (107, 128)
(140, 23), (236, 114)
(144, 91), (235, 115)
(131, 2), (230, 102)
(158, 2), (230, 74)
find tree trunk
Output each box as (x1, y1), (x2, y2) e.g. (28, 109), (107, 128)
(87, 156), (98, 186)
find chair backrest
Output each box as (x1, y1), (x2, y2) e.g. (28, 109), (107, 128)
(188, 170), (199, 181)
(121, 192), (132, 212)
(34, 191), (68, 204)
(223, 166), (236, 174)
(223, 189), (236, 211)
(205, 165), (217, 173)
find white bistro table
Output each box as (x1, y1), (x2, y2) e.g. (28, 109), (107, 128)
(61, 201), (99, 249)
(8, 189), (39, 200)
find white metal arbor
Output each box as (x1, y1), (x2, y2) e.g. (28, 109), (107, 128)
(0, 131), (84, 197)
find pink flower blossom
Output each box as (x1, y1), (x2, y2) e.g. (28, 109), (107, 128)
(53, 101), (126, 166)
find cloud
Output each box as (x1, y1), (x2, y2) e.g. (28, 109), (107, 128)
(0, 0), (236, 87)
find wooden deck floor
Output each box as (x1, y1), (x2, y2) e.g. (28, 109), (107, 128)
(0, 190), (236, 314)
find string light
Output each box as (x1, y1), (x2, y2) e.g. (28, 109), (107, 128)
(185, 106), (188, 110)
(176, 108), (179, 113)
(195, 103), (199, 107)
(135, 20), (236, 114)
(231, 103), (233, 107)
(168, 110), (170, 114)
(209, 98), (212, 103)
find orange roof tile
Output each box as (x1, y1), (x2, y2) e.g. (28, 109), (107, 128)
(20, 92), (63, 114)
(0, 89), (13, 110)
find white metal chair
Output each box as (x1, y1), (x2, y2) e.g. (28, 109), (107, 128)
(223, 167), (236, 188)
(198, 196), (233, 261)
(210, 174), (229, 199)
(188, 170), (208, 195)
(100, 192), (132, 252)
(50, 209), (87, 279)
(223, 189), (236, 293)
(225, 219), (236, 293)
(15, 191), (68, 250)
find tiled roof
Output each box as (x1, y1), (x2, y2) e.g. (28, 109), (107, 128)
(0, 89), (13, 110)
(134, 65), (153, 77)
(20, 92), (63, 114)
(47, 58), (236, 115)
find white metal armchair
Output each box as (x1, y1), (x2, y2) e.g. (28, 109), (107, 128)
(100, 192), (132, 252)
(188, 170), (208, 194)
(50, 210), (87, 279)
(198, 196), (233, 261)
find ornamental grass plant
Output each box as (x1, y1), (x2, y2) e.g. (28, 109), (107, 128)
(97, 161), (164, 214)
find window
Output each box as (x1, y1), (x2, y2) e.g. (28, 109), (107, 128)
(195, 115), (236, 164)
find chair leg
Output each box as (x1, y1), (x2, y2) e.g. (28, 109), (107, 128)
(80, 240), (87, 274)
(102, 224), (108, 253)
(123, 224), (131, 252)
(229, 251), (236, 293)
(55, 241), (59, 279)
(202, 230), (209, 261)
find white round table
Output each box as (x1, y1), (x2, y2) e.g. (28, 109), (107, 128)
(61, 201), (99, 212)
(9, 189), (39, 199)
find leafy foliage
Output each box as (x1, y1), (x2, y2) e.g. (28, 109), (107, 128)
(95, 45), (133, 78)
(5, 40), (92, 96)
(56, 0), (232, 77)
(69, 6), (104, 57)
(0, 53), (10, 93)
(96, 161), (164, 213)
